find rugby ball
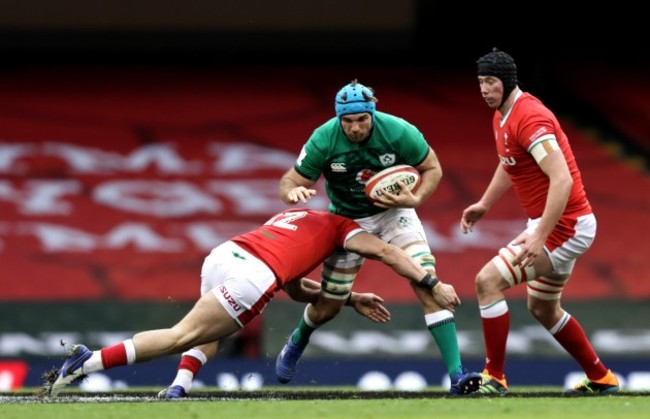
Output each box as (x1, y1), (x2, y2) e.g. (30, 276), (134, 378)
(364, 165), (421, 202)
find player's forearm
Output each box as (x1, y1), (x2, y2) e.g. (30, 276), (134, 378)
(480, 165), (511, 209)
(379, 245), (428, 284)
(537, 175), (572, 239)
(414, 148), (443, 204)
(278, 176), (300, 204)
(415, 165), (442, 203)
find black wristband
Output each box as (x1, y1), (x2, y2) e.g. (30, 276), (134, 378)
(345, 294), (353, 306)
(420, 273), (439, 291)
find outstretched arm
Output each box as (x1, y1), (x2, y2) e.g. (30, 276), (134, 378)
(283, 278), (390, 323)
(460, 164), (511, 233)
(345, 232), (461, 311)
(347, 292), (390, 323)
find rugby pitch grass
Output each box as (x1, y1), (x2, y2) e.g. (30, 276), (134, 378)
(1, 388), (649, 419)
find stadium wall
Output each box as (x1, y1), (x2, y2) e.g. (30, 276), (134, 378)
(3, 357), (650, 391)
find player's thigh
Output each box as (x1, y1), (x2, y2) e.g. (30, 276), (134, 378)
(371, 209), (435, 270)
(175, 292), (241, 343)
(358, 208), (426, 242)
(476, 259), (513, 294)
(202, 241), (278, 326)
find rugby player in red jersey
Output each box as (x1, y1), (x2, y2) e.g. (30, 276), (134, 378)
(45, 208), (460, 397)
(461, 48), (619, 395)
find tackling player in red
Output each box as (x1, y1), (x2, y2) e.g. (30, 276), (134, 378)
(44, 208), (460, 398)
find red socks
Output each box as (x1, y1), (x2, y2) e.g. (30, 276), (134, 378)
(481, 310), (510, 380)
(553, 316), (608, 380)
(178, 355), (203, 375)
(100, 343), (128, 369)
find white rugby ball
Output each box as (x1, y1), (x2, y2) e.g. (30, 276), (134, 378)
(364, 165), (421, 202)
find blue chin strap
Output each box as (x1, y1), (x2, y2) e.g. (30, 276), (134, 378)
(335, 81), (376, 118)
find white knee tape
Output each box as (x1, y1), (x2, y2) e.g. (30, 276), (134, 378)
(492, 245), (535, 287)
(403, 243), (436, 271)
(527, 276), (567, 300)
(320, 251), (362, 299)
(321, 276), (354, 300)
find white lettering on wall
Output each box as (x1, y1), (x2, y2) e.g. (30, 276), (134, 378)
(0, 144), (35, 172)
(208, 143), (296, 173)
(0, 180), (81, 214)
(94, 180), (222, 217)
(1, 218), (522, 253)
(0, 141), (295, 174)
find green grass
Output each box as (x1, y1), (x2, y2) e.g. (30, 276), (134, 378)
(1, 387), (649, 419)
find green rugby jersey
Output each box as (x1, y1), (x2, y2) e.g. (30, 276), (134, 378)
(294, 111), (430, 218)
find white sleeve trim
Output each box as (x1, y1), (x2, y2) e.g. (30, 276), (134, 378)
(529, 135), (559, 163)
(343, 228), (366, 249)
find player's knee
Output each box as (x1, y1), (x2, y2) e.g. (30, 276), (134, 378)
(490, 245), (536, 288)
(320, 262), (358, 301)
(403, 243), (436, 271)
(475, 269), (497, 297)
(320, 277), (354, 301)
(474, 271), (487, 294)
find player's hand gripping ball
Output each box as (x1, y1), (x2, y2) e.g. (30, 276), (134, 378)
(364, 165), (421, 202)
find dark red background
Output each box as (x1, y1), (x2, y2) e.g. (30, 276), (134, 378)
(0, 65), (647, 302)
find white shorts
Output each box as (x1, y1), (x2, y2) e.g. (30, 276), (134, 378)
(525, 213), (596, 277)
(201, 241), (277, 327)
(356, 208), (427, 242)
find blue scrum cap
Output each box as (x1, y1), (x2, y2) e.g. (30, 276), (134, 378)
(334, 79), (377, 118)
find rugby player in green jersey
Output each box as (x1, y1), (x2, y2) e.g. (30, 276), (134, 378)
(276, 79), (481, 394)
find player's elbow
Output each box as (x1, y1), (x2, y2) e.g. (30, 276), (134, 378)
(433, 165), (443, 182)
(555, 172), (573, 192)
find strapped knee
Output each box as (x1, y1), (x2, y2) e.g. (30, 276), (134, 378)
(491, 244), (535, 287)
(527, 276), (567, 300)
(403, 243), (436, 271)
(321, 260), (360, 300)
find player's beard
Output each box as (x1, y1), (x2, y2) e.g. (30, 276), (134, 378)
(347, 130), (370, 143)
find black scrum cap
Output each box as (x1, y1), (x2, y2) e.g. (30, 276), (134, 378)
(477, 48), (518, 107)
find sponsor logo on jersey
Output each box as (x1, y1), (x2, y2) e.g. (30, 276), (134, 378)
(330, 162), (347, 172)
(219, 285), (242, 311)
(498, 154), (516, 166)
(530, 126), (548, 142)
(378, 154), (396, 166)
(356, 169), (375, 184)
